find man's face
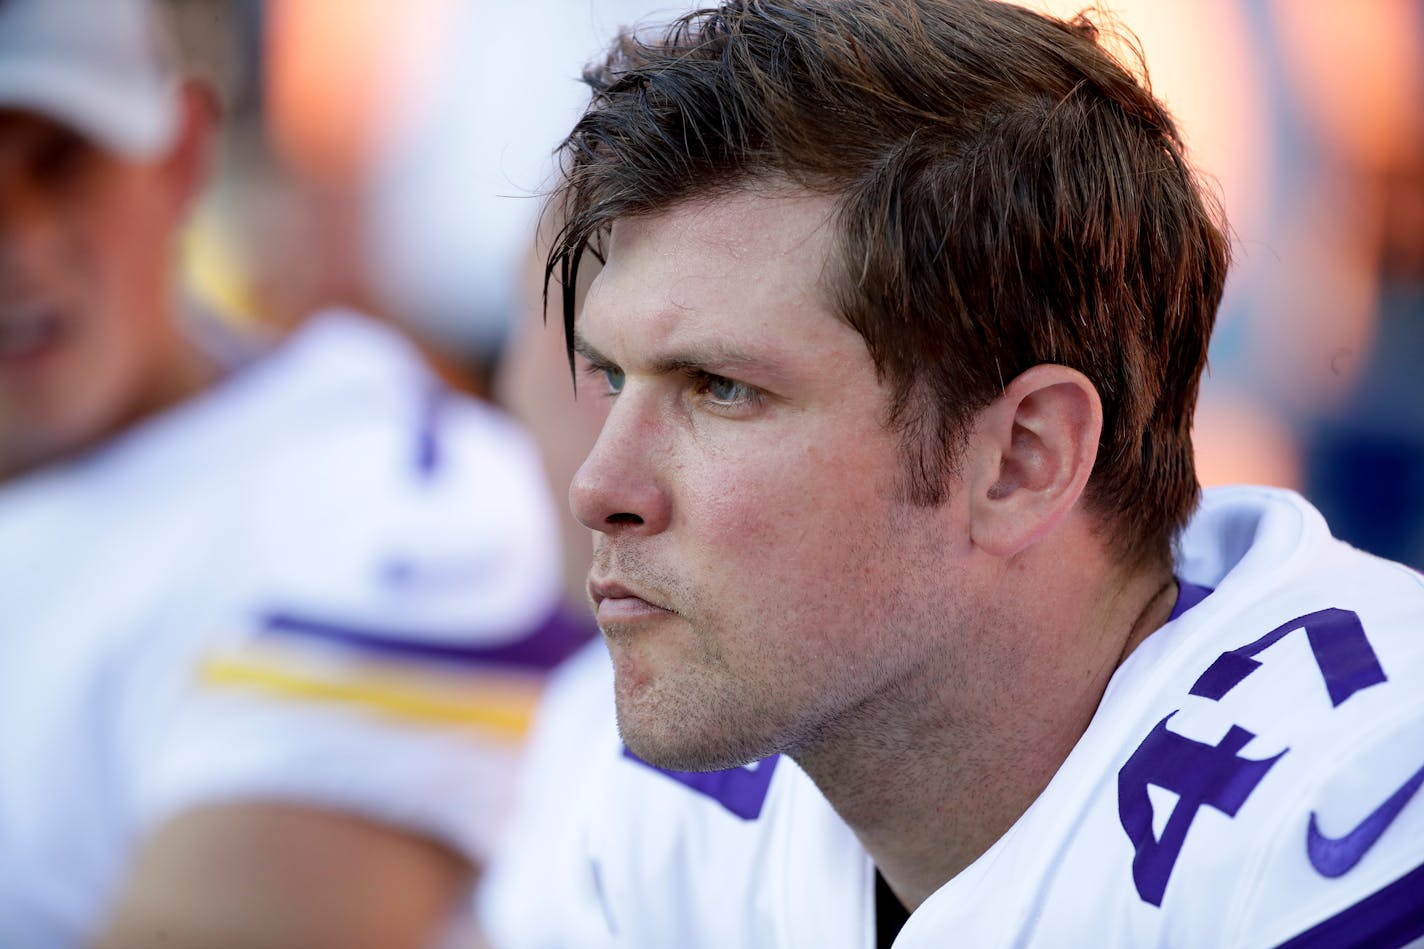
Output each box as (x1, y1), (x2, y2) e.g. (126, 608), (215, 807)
(0, 110), (189, 477)
(571, 189), (976, 771)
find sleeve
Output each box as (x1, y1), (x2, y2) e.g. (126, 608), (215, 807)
(130, 389), (590, 865)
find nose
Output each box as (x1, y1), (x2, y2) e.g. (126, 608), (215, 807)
(569, 395), (672, 536)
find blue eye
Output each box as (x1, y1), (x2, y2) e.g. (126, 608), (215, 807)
(700, 373), (756, 405)
(603, 366), (626, 394)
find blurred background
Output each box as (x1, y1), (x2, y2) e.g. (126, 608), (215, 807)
(172, 0), (1424, 574)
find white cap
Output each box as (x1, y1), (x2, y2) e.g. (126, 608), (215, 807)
(0, 0), (180, 158)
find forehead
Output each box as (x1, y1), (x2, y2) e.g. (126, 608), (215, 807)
(579, 188), (847, 361)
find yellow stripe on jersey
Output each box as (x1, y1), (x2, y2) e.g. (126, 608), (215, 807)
(196, 649), (543, 741)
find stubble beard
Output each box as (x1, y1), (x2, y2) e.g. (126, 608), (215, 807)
(607, 612), (794, 772)
(607, 601), (920, 774)
(591, 547), (785, 771)
(599, 492), (952, 774)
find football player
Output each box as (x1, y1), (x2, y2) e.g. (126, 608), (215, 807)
(0, 0), (578, 945)
(482, 1), (1424, 945)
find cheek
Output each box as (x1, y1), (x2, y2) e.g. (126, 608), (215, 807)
(678, 430), (904, 609)
(76, 181), (174, 343)
(65, 164), (172, 283)
(683, 437), (832, 545)
(97, 185), (172, 298)
(51, 188), (177, 428)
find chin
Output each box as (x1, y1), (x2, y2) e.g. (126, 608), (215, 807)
(616, 698), (782, 773)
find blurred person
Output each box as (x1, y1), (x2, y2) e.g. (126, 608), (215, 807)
(260, 0), (691, 603)
(482, 1), (1424, 946)
(0, 0), (578, 946)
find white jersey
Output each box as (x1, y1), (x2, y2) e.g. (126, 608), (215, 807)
(0, 312), (579, 948)
(483, 486), (1424, 948)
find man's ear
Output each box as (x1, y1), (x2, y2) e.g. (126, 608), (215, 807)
(160, 79), (220, 216)
(966, 364), (1103, 558)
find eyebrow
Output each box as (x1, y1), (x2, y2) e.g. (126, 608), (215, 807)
(572, 328), (790, 382)
(572, 330), (611, 368)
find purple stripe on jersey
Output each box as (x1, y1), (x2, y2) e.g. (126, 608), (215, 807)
(1273, 861), (1424, 949)
(622, 748), (780, 821)
(1167, 579), (1214, 624)
(260, 604), (594, 671)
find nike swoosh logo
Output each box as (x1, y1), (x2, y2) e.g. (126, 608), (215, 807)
(1307, 760), (1424, 878)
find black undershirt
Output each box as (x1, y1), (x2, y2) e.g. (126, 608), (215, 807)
(875, 868), (911, 948)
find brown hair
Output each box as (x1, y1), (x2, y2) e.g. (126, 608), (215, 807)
(547, 0), (1230, 567)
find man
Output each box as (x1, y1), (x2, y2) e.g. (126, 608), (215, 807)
(0, 0), (577, 945)
(481, 1), (1424, 945)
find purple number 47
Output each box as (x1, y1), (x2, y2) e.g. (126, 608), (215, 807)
(1118, 608), (1387, 906)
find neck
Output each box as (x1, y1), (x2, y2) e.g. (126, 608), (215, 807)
(792, 538), (1177, 911)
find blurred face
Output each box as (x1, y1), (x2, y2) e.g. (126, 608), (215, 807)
(0, 110), (195, 478)
(570, 189), (974, 771)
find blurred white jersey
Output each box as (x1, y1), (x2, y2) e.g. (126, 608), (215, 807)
(0, 313), (579, 947)
(484, 487), (1424, 948)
